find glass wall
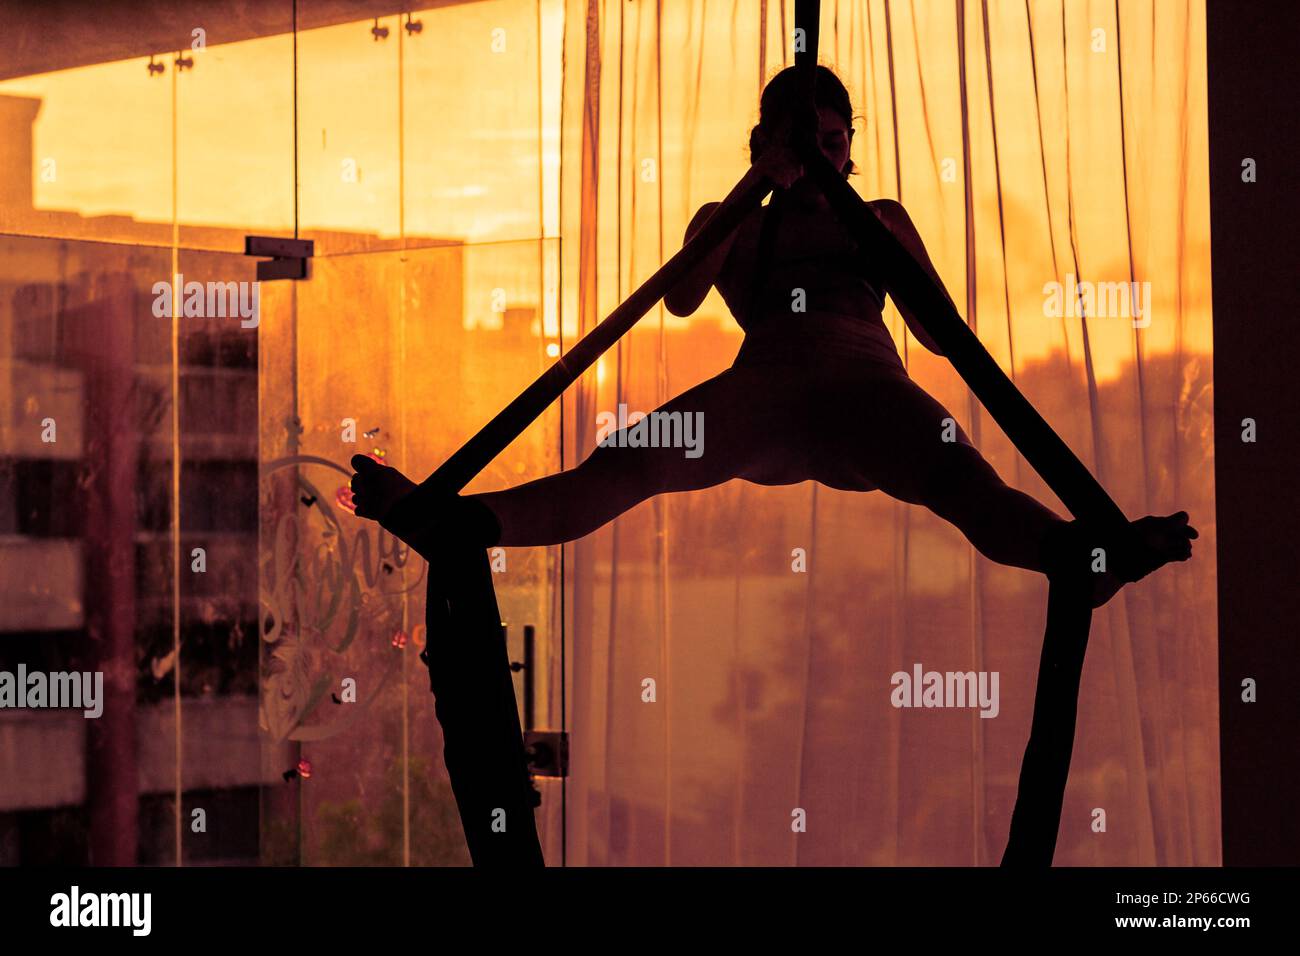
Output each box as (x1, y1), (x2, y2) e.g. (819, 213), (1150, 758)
(0, 0), (566, 866)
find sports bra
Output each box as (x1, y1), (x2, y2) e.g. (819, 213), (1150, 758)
(714, 194), (887, 332)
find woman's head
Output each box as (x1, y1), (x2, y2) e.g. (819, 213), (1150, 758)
(749, 64), (857, 178)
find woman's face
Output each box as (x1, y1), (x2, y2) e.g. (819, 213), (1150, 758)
(767, 105), (854, 173)
(782, 106), (854, 206)
(816, 106), (854, 176)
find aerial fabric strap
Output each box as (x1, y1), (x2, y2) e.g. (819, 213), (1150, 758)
(421, 542), (544, 866)
(390, 0), (1120, 866)
(1001, 573), (1095, 866)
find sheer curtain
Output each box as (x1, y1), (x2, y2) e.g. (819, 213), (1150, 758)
(554, 0), (1216, 865)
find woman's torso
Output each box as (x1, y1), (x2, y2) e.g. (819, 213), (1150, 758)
(714, 198), (909, 377)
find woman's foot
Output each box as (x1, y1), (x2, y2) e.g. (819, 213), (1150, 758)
(349, 455), (503, 561)
(1039, 512), (1198, 608)
(349, 454), (418, 522)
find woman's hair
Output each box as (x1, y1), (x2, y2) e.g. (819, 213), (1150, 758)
(748, 64), (858, 177)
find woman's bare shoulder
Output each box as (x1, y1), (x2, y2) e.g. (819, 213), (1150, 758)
(686, 199), (767, 239)
(685, 201), (722, 240)
(867, 197), (905, 218)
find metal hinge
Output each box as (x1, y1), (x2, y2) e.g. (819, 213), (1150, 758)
(244, 235), (313, 281)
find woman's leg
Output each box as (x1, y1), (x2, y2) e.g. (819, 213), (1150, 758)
(914, 443), (1066, 573)
(823, 374), (1066, 572)
(473, 365), (822, 546)
(831, 373), (1199, 606)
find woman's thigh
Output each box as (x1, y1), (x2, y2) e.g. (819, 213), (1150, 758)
(810, 372), (982, 500)
(592, 364), (825, 494)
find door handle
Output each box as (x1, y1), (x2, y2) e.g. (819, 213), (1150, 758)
(508, 623), (568, 779)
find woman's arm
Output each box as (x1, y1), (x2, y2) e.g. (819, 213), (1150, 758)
(664, 201), (737, 317)
(665, 150), (798, 317)
(871, 199), (951, 357)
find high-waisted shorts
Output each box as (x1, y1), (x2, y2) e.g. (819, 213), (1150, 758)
(732, 311), (911, 380)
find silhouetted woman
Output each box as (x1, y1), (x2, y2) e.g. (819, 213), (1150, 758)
(351, 65), (1195, 607)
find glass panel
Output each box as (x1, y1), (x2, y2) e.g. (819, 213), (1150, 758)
(256, 238), (564, 864)
(401, 0), (553, 247)
(0, 235), (176, 863)
(176, 16), (296, 252)
(164, 248), (265, 865)
(295, 11), (402, 255)
(0, 56), (171, 246)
